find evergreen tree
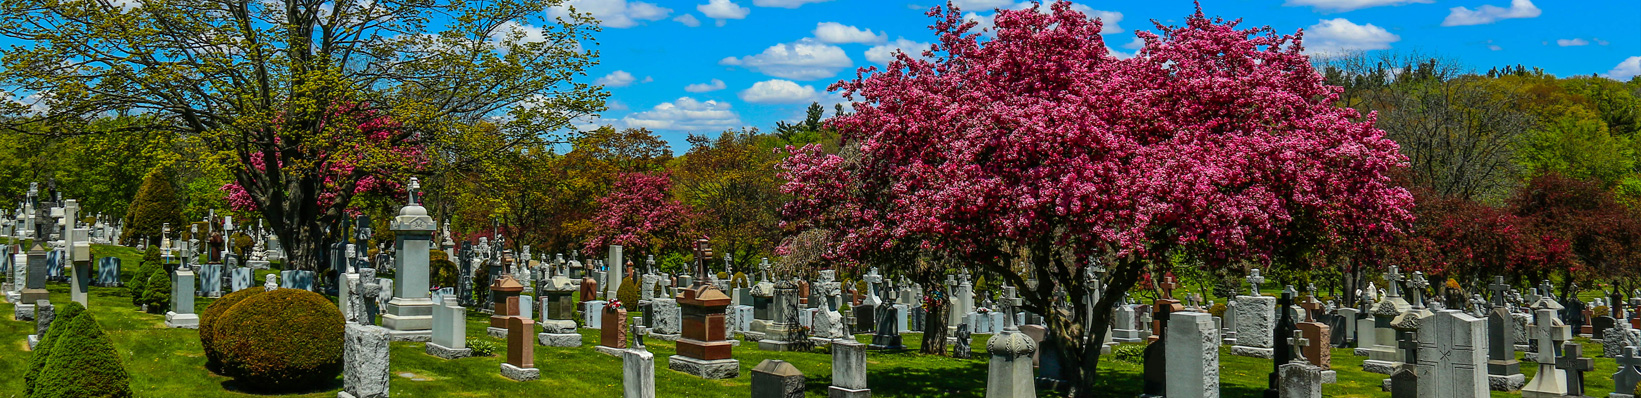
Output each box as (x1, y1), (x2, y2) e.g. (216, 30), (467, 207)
(121, 168), (184, 247)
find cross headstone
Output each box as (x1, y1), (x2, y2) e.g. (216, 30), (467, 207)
(1159, 272), (1178, 300)
(1615, 346), (1641, 395)
(1408, 272), (1430, 309)
(1288, 329), (1310, 364)
(1247, 268), (1264, 296)
(1488, 277), (1509, 308)
(1554, 342), (1594, 397)
(1385, 265), (1404, 297)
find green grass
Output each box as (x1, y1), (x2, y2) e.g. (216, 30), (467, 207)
(0, 244), (1631, 397)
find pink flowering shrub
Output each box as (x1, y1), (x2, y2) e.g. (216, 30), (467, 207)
(220, 102), (426, 216)
(583, 172), (695, 254)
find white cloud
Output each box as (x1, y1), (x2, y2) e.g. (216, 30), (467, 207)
(752, 0), (831, 8)
(865, 38), (933, 64)
(963, 12), (994, 33)
(1282, 0), (1432, 12)
(949, 0), (1012, 10)
(1556, 38), (1589, 47)
(962, 3), (1122, 35)
(622, 97), (744, 130)
(489, 21), (547, 47)
(549, 0), (672, 29)
(1489, 44), (1503, 51)
(813, 22), (886, 44)
(685, 79), (727, 93)
(698, 0), (750, 26)
(738, 79), (821, 104)
(1596, 38), (1610, 46)
(596, 70), (639, 87)
(1121, 36), (1145, 50)
(607, 100), (630, 111)
(1303, 18), (1400, 56)
(674, 14), (701, 27)
(1442, 0), (1540, 27)
(720, 38), (853, 80)
(1606, 56), (1641, 81)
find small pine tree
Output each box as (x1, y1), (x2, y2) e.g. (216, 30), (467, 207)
(141, 268), (171, 313)
(129, 246), (160, 307)
(32, 303), (134, 397)
(121, 168), (184, 247)
(26, 302), (86, 397)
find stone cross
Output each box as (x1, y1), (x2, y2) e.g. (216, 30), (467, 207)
(1398, 331), (1420, 366)
(407, 177), (421, 204)
(1539, 280), (1557, 301)
(1247, 268), (1264, 296)
(1488, 276), (1509, 308)
(1299, 293), (1325, 323)
(1408, 271), (1429, 309)
(1158, 272), (1178, 300)
(1385, 265), (1404, 297)
(1287, 329), (1310, 365)
(646, 255), (656, 276)
(691, 238), (713, 287)
(1002, 285), (1021, 330)
(1555, 341), (1594, 396)
(631, 321), (645, 349)
(360, 268), (382, 326)
(1615, 346), (1641, 395)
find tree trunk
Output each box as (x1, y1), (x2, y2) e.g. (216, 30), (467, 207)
(920, 301), (949, 355)
(1065, 259), (1145, 398)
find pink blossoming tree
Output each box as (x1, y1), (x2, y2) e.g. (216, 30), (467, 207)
(584, 171), (696, 257)
(778, 2), (1414, 394)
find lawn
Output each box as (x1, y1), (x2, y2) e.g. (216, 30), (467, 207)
(0, 244), (1628, 397)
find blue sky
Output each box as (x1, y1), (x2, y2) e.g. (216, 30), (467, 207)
(564, 0), (1641, 153)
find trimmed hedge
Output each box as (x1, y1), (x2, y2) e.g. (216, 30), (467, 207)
(140, 267), (170, 313)
(33, 304), (133, 398)
(26, 302), (85, 397)
(213, 288), (344, 391)
(200, 287), (265, 373)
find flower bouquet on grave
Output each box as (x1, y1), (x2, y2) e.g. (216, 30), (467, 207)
(607, 299), (624, 311)
(921, 290), (946, 312)
(976, 307), (992, 314)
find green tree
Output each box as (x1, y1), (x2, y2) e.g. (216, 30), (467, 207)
(122, 169), (185, 246)
(0, 0), (607, 271)
(672, 129), (784, 270)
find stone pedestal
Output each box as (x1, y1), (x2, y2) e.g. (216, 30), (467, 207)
(623, 348), (655, 398)
(70, 256), (90, 308)
(385, 201), (436, 341)
(829, 339), (871, 398)
(20, 244), (48, 305)
(751, 359), (805, 398)
(1230, 295), (1275, 358)
(340, 324), (391, 398)
(1166, 312), (1219, 398)
(166, 268), (199, 328)
(670, 284), (738, 379)
(985, 327), (1036, 398)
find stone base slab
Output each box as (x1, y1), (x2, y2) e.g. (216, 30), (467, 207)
(1352, 348), (1372, 357)
(425, 342), (472, 360)
(1610, 394), (1635, 398)
(386, 329), (432, 342)
(667, 355), (740, 379)
(594, 345), (624, 357)
(501, 363), (540, 381)
(759, 339), (805, 352)
(28, 335), (40, 350)
(1321, 370), (1337, 384)
(14, 303), (34, 321)
(166, 312), (200, 329)
(829, 386), (871, 398)
(1489, 373), (1526, 391)
(487, 327), (508, 339)
(1362, 359), (1399, 375)
(1230, 345), (1273, 359)
(538, 333), (582, 347)
(648, 333), (681, 342)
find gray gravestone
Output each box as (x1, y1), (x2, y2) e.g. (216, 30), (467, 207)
(1417, 310), (1488, 398)
(750, 359), (805, 398)
(1167, 311), (1220, 398)
(829, 338), (871, 397)
(340, 324), (391, 398)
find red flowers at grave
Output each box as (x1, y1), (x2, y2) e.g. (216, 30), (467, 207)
(607, 299), (624, 311)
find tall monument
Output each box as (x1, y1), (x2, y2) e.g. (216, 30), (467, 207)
(383, 178), (436, 341)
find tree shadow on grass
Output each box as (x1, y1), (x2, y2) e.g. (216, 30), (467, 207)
(220, 376), (342, 395)
(804, 360), (990, 397)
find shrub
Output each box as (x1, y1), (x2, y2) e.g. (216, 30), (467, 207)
(430, 255), (458, 289)
(140, 267), (171, 313)
(213, 288), (344, 391)
(32, 304), (133, 398)
(1208, 303), (1228, 319)
(1595, 306), (1611, 318)
(467, 339), (498, 357)
(1110, 343), (1146, 363)
(200, 287), (265, 373)
(26, 301), (86, 397)
(730, 272), (748, 288)
(121, 168), (184, 247)
(618, 276), (640, 307)
(128, 246), (161, 307)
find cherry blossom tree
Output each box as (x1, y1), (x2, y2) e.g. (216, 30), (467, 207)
(778, 2), (1413, 394)
(584, 171), (695, 257)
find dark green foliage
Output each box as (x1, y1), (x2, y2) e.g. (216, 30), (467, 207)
(617, 276), (639, 308)
(430, 250), (458, 288)
(1110, 343), (1146, 363)
(466, 339), (498, 357)
(200, 287), (264, 373)
(26, 302), (85, 397)
(120, 168), (184, 247)
(213, 288), (343, 391)
(33, 305), (133, 398)
(140, 267), (170, 313)
(128, 247), (160, 306)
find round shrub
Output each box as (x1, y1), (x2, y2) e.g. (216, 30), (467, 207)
(430, 250), (458, 289)
(213, 288), (344, 391)
(128, 247), (161, 307)
(618, 276), (640, 308)
(26, 301), (86, 397)
(33, 305), (133, 398)
(140, 267), (171, 314)
(200, 287), (265, 373)
(731, 272), (748, 288)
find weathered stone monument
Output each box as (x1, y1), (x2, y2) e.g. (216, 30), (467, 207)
(166, 264), (199, 329)
(1486, 276), (1525, 391)
(538, 269), (582, 347)
(1416, 309), (1488, 398)
(1521, 298), (1571, 398)
(1363, 266), (1413, 374)
(1611, 346), (1641, 398)
(339, 324), (390, 398)
(623, 323), (655, 398)
(1167, 311), (1220, 398)
(986, 286), (1036, 398)
(829, 338), (871, 398)
(668, 238), (739, 379)
(1232, 269), (1277, 358)
(383, 179), (436, 341)
(751, 359), (805, 398)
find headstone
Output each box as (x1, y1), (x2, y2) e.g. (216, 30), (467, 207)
(1612, 346), (1641, 398)
(383, 183), (437, 341)
(750, 359), (805, 398)
(230, 266), (251, 292)
(1363, 266), (1413, 374)
(27, 300), (52, 350)
(1486, 277), (1525, 391)
(339, 324), (390, 398)
(1111, 301), (1143, 343)
(166, 267), (199, 328)
(19, 244), (48, 305)
(601, 305), (629, 350)
(622, 336), (655, 398)
(487, 275), (524, 338)
(829, 338), (871, 398)
(1231, 294), (1277, 358)
(986, 286), (1035, 398)
(1521, 305), (1570, 398)
(199, 263), (222, 298)
(668, 248), (739, 380)
(1416, 310), (1487, 398)
(500, 316), (539, 381)
(952, 323), (973, 359)
(426, 296), (472, 359)
(1553, 342), (1594, 398)
(1280, 361), (1324, 398)
(761, 278), (805, 351)
(1165, 311), (1219, 398)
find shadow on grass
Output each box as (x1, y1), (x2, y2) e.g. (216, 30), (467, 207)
(220, 376), (342, 395)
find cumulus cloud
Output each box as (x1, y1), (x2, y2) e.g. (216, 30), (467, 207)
(685, 79), (727, 93)
(752, 0), (831, 8)
(674, 14), (701, 27)
(489, 21), (547, 47)
(1556, 38), (1589, 47)
(865, 38), (933, 64)
(962, 2), (1122, 35)
(813, 22), (886, 44)
(698, 0), (750, 26)
(549, 0), (672, 29)
(949, 0), (1012, 10)
(1303, 18), (1400, 56)
(1282, 0), (1431, 12)
(596, 70), (639, 87)
(720, 38), (853, 80)
(607, 100), (630, 111)
(1606, 56), (1641, 82)
(1442, 0), (1540, 27)
(738, 79), (821, 104)
(622, 97), (744, 130)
